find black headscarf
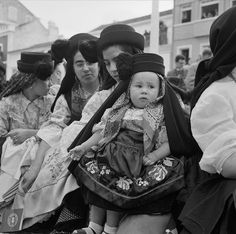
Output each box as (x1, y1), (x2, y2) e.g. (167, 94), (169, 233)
(191, 6), (236, 109)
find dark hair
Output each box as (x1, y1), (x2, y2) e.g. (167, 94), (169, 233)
(0, 72), (37, 98)
(175, 54), (186, 63)
(50, 39), (69, 67)
(99, 43), (143, 90)
(202, 49), (212, 57)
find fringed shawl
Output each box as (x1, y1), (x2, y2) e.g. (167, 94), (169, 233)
(101, 77), (165, 155)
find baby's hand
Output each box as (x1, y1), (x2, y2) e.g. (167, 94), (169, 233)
(69, 144), (87, 161)
(143, 152), (158, 166)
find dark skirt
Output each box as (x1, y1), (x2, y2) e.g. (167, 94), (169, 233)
(179, 175), (236, 234)
(75, 129), (184, 212)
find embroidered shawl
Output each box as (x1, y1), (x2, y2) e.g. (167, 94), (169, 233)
(102, 76), (165, 155)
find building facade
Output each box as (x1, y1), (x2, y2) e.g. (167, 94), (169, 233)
(0, 0), (59, 79)
(172, 0), (236, 66)
(90, 9), (173, 71)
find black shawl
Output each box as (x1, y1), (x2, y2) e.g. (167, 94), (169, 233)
(68, 80), (198, 173)
(191, 6), (236, 109)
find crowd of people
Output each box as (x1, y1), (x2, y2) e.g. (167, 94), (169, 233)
(0, 6), (236, 234)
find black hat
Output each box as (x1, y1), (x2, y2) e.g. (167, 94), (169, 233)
(17, 52), (53, 80)
(98, 24), (144, 51)
(115, 52), (165, 82)
(132, 53), (165, 76)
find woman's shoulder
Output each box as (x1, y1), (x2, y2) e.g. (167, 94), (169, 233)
(88, 86), (116, 103)
(96, 86), (115, 96)
(0, 93), (21, 105)
(192, 76), (236, 119)
(0, 93), (25, 115)
(39, 94), (55, 111)
(201, 76), (236, 100)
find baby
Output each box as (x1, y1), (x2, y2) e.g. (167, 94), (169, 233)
(69, 53), (174, 234)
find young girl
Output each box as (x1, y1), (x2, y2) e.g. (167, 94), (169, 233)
(69, 53), (185, 234)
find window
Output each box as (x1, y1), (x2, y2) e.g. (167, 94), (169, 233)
(182, 9), (191, 23)
(232, 0), (236, 6)
(181, 49), (190, 64)
(8, 6), (17, 21)
(201, 1), (218, 19)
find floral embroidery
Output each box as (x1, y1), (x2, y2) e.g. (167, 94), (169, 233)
(148, 164), (168, 181)
(116, 177), (133, 191)
(100, 166), (111, 175)
(86, 161), (99, 174)
(47, 148), (64, 180)
(163, 157), (174, 167)
(135, 177), (149, 187)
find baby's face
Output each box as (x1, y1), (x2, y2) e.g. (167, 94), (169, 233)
(130, 72), (160, 109)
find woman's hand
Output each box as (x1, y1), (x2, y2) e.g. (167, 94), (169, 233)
(69, 144), (88, 161)
(7, 129), (37, 145)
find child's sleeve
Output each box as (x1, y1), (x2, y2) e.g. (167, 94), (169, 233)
(92, 108), (112, 135)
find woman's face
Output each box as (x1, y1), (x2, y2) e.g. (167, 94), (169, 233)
(31, 78), (50, 97)
(102, 45), (124, 82)
(73, 51), (99, 86)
